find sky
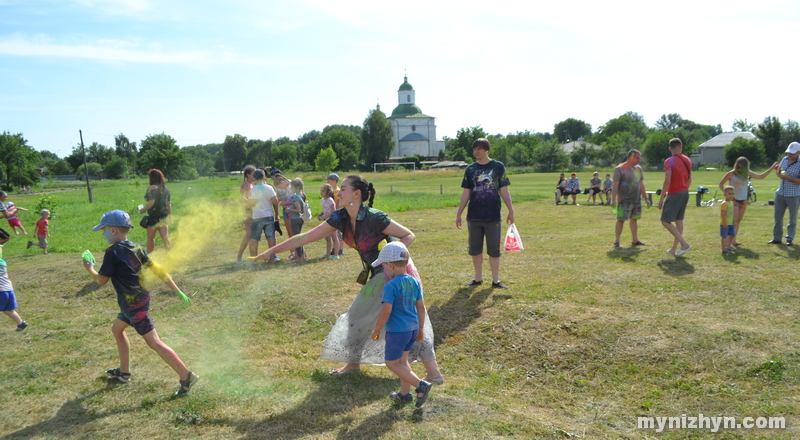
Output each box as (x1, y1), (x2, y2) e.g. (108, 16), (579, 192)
(1, 0), (798, 158)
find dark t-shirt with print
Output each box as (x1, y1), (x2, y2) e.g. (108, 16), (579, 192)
(98, 240), (151, 313)
(326, 204), (392, 268)
(461, 159), (511, 222)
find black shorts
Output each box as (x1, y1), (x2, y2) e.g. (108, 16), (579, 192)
(117, 305), (155, 336)
(467, 221), (502, 258)
(0, 228), (9, 241)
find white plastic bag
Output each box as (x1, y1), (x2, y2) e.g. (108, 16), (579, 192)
(301, 200), (312, 221)
(504, 223), (523, 252)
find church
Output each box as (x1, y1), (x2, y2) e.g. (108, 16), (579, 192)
(387, 76), (445, 159)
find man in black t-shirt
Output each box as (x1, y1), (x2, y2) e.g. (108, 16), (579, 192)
(455, 138), (515, 289)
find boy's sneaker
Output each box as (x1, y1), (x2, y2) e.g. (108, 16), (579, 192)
(338, 249), (344, 256)
(16, 321), (28, 331)
(319, 254), (330, 260)
(105, 367), (131, 383)
(175, 371), (199, 396)
(389, 391), (413, 404)
(26, 241), (33, 249)
(330, 255), (339, 260)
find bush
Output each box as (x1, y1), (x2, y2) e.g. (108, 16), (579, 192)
(104, 157), (129, 179)
(34, 194), (58, 219)
(172, 164), (199, 181)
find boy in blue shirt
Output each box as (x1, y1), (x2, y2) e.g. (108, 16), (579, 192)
(370, 241), (432, 407)
(83, 210), (198, 396)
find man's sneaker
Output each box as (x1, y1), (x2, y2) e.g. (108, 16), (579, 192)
(16, 321), (27, 331)
(389, 391), (413, 404)
(105, 367), (131, 383)
(338, 249), (344, 256)
(175, 371), (199, 396)
(26, 241), (33, 249)
(491, 281), (509, 289)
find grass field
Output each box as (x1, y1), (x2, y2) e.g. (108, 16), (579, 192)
(1, 169), (798, 439)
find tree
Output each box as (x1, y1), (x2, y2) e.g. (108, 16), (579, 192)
(246, 139), (272, 167)
(86, 142), (116, 165)
(506, 143), (532, 166)
(0, 132), (40, 189)
(570, 142), (597, 166)
(642, 131), (675, 166)
(114, 133), (137, 170)
(724, 137), (766, 167)
(323, 124), (362, 138)
(38, 150), (73, 175)
(755, 116), (783, 162)
(780, 120), (800, 152)
(182, 146), (216, 176)
(221, 134), (248, 171)
(304, 130), (361, 170)
(599, 132), (640, 165)
(272, 143), (296, 171)
(732, 119), (756, 132)
(554, 118), (592, 142)
(77, 162), (103, 177)
(103, 157), (129, 179)
(315, 146), (339, 172)
(361, 107), (394, 167)
(298, 130), (321, 145)
(532, 139), (568, 171)
(593, 113), (649, 144)
(655, 113), (683, 131)
(452, 126), (488, 160)
(137, 133), (186, 180)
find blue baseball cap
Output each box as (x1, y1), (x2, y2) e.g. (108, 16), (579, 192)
(92, 209), (134, 231)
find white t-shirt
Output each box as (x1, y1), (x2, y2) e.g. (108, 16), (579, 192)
(249, 183), (277, 219)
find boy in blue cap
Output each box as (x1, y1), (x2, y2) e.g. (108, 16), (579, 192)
(370, 241), (432, 407)
(83, 209), (198, 395)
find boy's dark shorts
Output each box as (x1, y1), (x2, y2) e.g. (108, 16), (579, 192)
(117, 306), (155, 336)
(660, 191), (689, 222)
(384, 329), (419, 361)
(468, 221), (502, 257)
(0, 228), (9, 241)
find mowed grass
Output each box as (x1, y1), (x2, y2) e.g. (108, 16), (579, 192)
(1, 169), (798, 439)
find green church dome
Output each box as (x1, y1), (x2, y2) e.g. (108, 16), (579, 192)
(398, 76), (414, 92)
(390, 104), (428, 118)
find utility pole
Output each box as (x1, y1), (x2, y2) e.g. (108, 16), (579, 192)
(79, 130), (93, 203)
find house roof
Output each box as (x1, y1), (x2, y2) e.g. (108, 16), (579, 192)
(698, 132), (756, 148)
(561, 140), (601, 154)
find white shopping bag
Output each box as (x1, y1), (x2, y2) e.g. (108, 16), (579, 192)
(504, 223), (523, 252)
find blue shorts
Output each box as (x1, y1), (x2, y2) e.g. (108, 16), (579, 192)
(250, 216), (275, 241)
(384, 329), (419, 361)
(117, 303), (155, 336)
(720, 225), (736, 238)
(0, 291), (19, 311)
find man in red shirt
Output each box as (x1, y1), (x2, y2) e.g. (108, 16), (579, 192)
(658, 138), (692, 256)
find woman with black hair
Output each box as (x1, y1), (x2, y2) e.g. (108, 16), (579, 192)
(139, 169), (171, 253)
(254, 175), (444, 383)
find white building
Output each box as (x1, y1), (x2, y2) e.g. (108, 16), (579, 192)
(387, 76), (445, 159)
(696, 132), (756, 164)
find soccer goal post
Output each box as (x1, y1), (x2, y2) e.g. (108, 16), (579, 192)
(372, 162), (416, 180)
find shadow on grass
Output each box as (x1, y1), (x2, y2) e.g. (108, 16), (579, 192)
(606, 247), (644, 262)
(427, 286), (508, 347)
(656, 258), (695, 276)
(74, 281), (102, 297)
(2, 382), (137, 439)
(213, 372), (406, 439)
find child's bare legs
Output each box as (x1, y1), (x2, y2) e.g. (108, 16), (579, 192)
(146, 227), (158, 253)
(324, 235), (333, 255)
(248, 239), (259, 257)
(112, 319), (132, 373)
(284, 218), (295, 258)
(422, 359), (443, 381)
(3, 310), (23, 326)
(332, 233), (341, 256)
(237, 219), (252, 262)
(157, 226), (171, 250)
(733, 203), (746, 245)
(386, 352), (422, 395)
(142, 328), (190, 380)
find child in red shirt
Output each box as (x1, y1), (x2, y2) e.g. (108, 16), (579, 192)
(27, 209), (50, 254)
